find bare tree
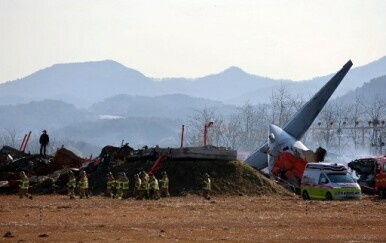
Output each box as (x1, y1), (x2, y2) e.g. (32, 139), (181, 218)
(315, 102), (336, 150)
(361, 96), (386, 122)
(346, 96), (365, 153)
(333, 103), (351, 153)
(211, 114), (241, 149)
(270, 83), (294, 127)
(237, 102), (269, 151)
(185, 104), (270, 151)
(0, 129), (19, 148)
(185, 107), (217, 147)
(361, 96), (386, 154)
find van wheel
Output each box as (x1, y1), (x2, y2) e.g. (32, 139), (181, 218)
(302, 191), (309, 200)
(326, 192), (333, 201)
(379, 189), (384, 199)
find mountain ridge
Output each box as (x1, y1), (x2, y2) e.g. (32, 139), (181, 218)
(0, 56), (385, 107)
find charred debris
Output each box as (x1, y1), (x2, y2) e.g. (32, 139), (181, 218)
(0, 144), (289, 197)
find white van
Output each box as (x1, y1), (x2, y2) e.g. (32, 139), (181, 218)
(301, 162), (361, 200)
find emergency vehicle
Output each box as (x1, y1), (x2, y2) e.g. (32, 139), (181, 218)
(348, 155), (386, 198)
(301, 162), (361, 200)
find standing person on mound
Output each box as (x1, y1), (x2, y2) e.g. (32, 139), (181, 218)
(39, 130), (49, 156)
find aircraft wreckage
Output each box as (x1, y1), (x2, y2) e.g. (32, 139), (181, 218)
(245, 60), (353, 188)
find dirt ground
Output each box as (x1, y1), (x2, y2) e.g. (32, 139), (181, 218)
(1, 194), (386, 242)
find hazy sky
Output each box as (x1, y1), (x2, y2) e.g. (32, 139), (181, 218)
(1, 0), (386, 83)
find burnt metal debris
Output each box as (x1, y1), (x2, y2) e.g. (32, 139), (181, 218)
(0, 144), (255, 196)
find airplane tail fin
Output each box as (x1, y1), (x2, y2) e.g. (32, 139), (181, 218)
(283, 60), (353, 140)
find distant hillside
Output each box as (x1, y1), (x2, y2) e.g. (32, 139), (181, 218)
(0, 61), (286, 107)
(0, 96), (222, 150)
(0, 56), (385, 107)
(54, 117), (182, 148)
(0, 60), (153, 107)
(333, 75), (386, 104)
(298, 56), (386, 96)
(0, 100), (92, 131)
(156, 66), (290, 104)
(89, 94), (237, 118)
(232, 57), (386, 104)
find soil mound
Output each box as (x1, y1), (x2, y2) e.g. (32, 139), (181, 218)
(90, 158), (290, 196)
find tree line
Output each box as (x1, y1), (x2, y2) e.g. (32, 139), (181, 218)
(1, 84), (385, 157)
(185, 84), (386, 157)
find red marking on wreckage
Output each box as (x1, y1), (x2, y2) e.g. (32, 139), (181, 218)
(272, 151), (308, 180)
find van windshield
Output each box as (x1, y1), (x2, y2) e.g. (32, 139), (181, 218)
(327, 173), (355, 183)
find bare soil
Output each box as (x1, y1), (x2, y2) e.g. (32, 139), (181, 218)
(1, 194), (386, 242)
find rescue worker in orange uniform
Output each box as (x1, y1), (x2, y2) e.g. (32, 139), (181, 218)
(106, 172), (116, 198)
(149, 173), (160, 200)
(159, 171), (170, 197)
(67, 171), (76, 199)
(19, 171), (32, 199)
(202, 173), (211, 200)
(78, 171), (89, 199)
